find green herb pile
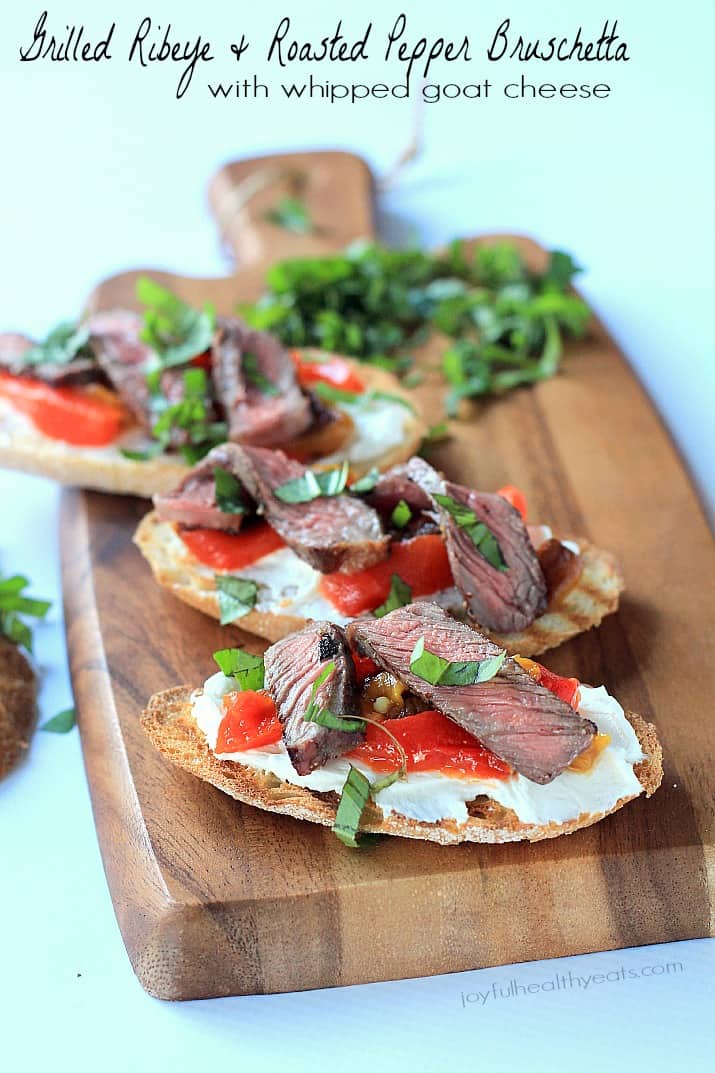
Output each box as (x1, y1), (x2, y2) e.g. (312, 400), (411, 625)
(240, 240), (590, 415)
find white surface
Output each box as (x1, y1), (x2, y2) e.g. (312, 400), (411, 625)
(1, 0), (713, 1069)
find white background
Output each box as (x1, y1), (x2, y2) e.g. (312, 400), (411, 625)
(1, 2), (713, 1070)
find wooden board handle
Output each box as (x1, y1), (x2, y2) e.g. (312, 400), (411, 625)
(207, 150), (376, 268)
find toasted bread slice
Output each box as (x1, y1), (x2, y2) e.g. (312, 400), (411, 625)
(0, 359), (424, 497)
(134, 508), (623, 655)
(141, 686), (662, 845)
(0, 638), (38, 779)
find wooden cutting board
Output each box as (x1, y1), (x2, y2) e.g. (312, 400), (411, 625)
(61, 150), (715, 1001)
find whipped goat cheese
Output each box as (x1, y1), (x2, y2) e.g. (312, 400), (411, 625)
(193, 674), (644, 829)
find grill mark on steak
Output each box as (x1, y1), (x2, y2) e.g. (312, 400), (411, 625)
(264, 621), (364, 774)
(153, 444), (253, 532)
(435, 483), (548, 633)
(212, 318), (312, 446)
(347, 603), (595, 784)
(228, 444), (389, 573)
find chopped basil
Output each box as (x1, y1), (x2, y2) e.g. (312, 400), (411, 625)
(0, 573), (51, 653)
(303, 660), (336, 722)
(265, 195), (314, 235)
(364, 389), (416, 414)
(215, 576), (258, 624)
(214, 469), (246, 515)
(137, 277), (215, 370)
(373, 574), (412, 619)
(243, 351), (280, 396)
(304, 707), (365, 733)
(330, 715), (408, 846)
(274, 459), (349, 504)
(333, 766), (371, 847)
(409, 636), (506, 686)
(423, 421), (451, 444)
(349, 467), (380, 494)
(40, 707), (77, 734)
(433, 492), (508, 572)
(119, 444), (164, 462)
(391, 499), (412, 528)
(310, 381), (361, 406)
(149, 368), (228, 460)
(213, 647), (265, 691)
(23, 322), (92, 367)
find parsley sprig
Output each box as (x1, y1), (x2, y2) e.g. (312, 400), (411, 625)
(239, 240), (589, 405)
(0, 573), (51, 652)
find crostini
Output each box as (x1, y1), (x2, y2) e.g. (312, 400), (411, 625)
(135, 448), (623, 656)
(0, 281), (423, 496)
(141, 603), (662, 846)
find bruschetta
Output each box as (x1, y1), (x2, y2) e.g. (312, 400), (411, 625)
(0, 280), (423, 496)
(135, 447), (623, 656)
(141, 603), (662, 846)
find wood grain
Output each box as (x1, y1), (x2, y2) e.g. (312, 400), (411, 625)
(63, 150), (715, 1000)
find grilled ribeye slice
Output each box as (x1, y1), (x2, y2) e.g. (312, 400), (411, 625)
(435, 483), (547, 633)
(347, 603), (595, 784)
(231, 445), (389, 573)
(153, 444), (251, 532)
(264, 621), (363, 774)
(212, 318), (312, 446)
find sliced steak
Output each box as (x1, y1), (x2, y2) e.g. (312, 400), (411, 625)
(85, 310), (156, 428)
(435, 482), (547, 633)
(264, 621), (364, 774)
(0, 332), (103, 387)
(212, 318), (312, 446)
(347, 603), (595, 784)
(365, 457), (444, 537)
(153, 444), (251, 532)
(231, 444), (389, 573)
(538, 539), (582, 605)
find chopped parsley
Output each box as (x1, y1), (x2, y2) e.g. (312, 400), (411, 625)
(390, 500), (412, 529)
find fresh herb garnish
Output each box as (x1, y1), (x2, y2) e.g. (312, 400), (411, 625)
(23, 322), (92, 367)
(303, 663), (407, 846)
(137, 277), (215, 370)
(215, 576), (258, 625)
(40, 707), (76, 733)
(349, 468), (380, 494)
(274, 460), (349, 504)
(265, 195), (314, 234)
(150, 368), (227, 463)
(310, 381), (361, 406)
(243, 351), (280, 396)
(433, 493), (508, 572)
(119, 445), (164, 462)
(373, 574), (412, 618)
(364, 389), (416, 414)
(409, 636), (506, 687)
(0, 573), (51, 652)
(421, 421), (451, 446)
(214, 469), (245, 515)
(213, 647), (265, 691)
(239, 240), (589, 404)
(391, 500), (412, 529)
(333, 766), (371, 847)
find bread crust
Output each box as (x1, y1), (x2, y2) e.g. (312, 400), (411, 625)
(0, 357), (424, 497)
(0, 638), (38, 779)
(141, 685), (663, 845)
(135, 509), (623, 655)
